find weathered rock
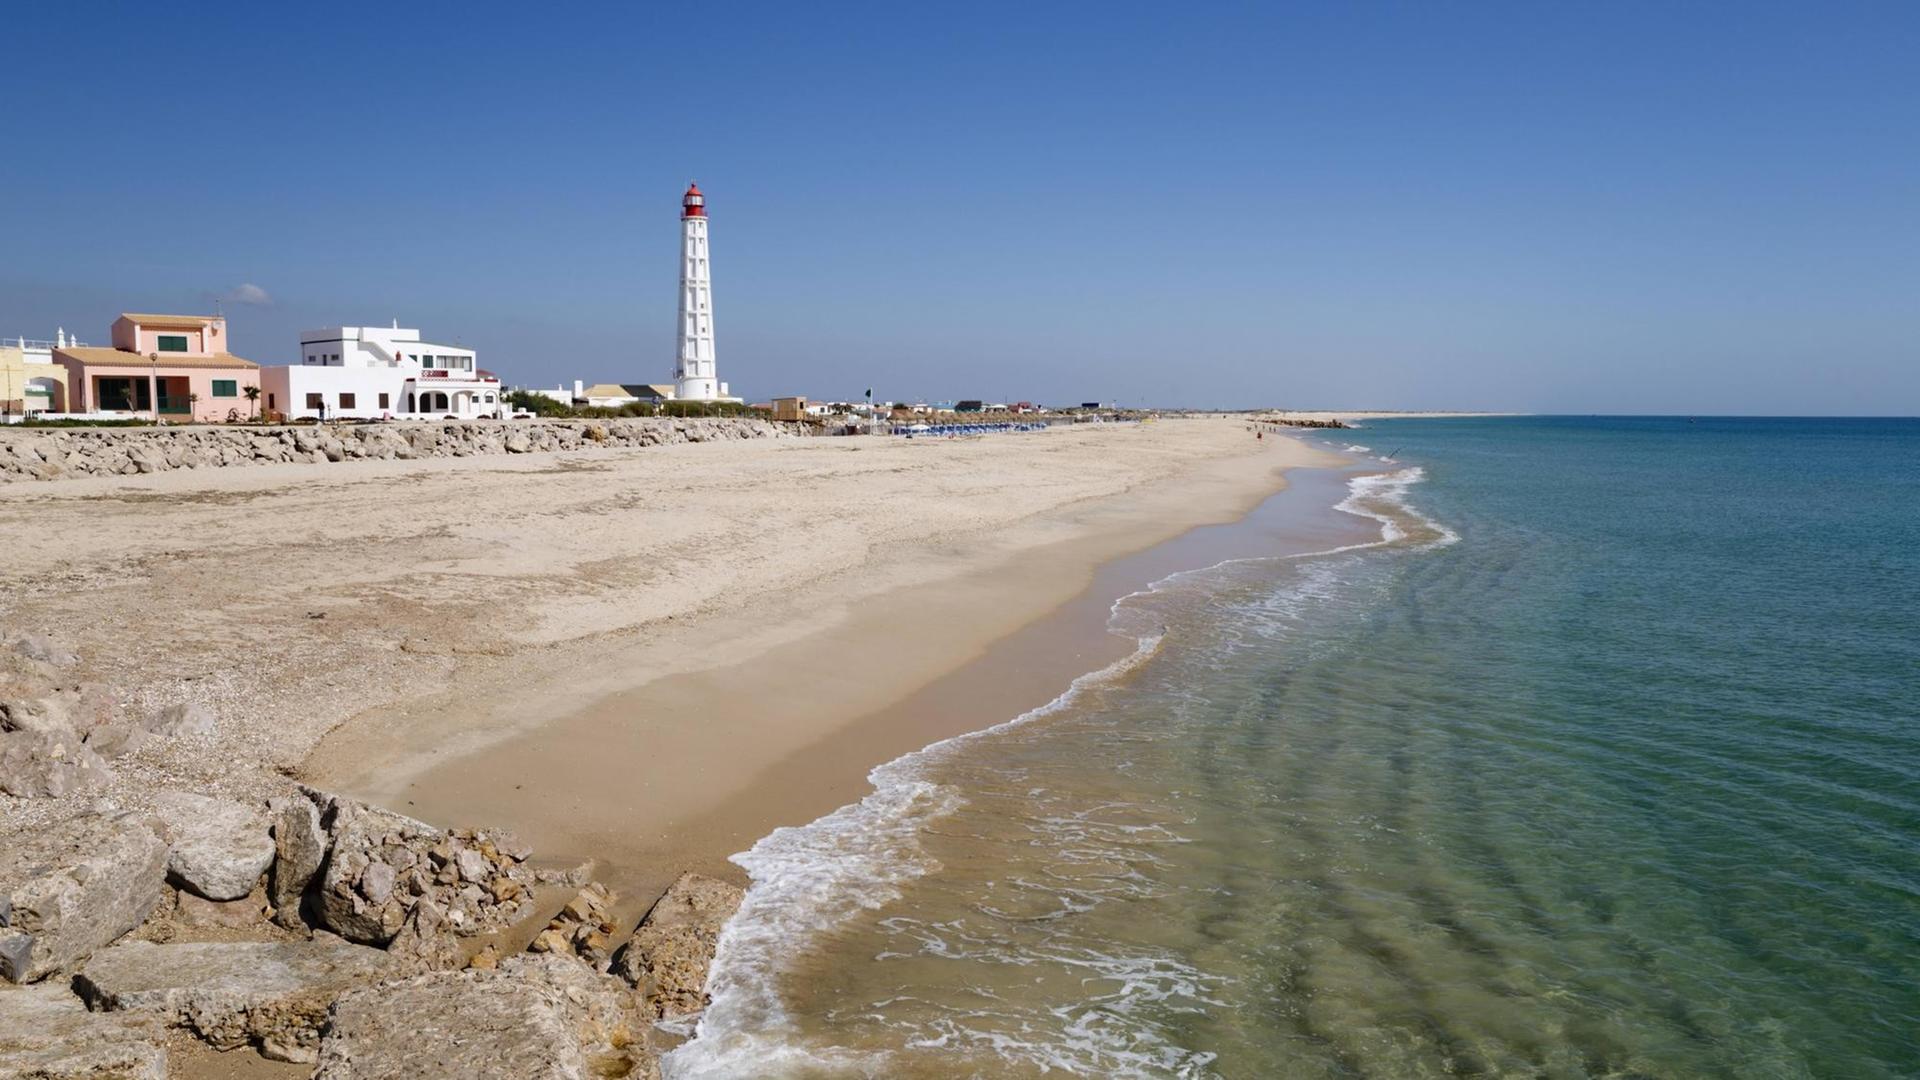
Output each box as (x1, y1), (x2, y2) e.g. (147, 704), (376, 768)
(152, 791), (274, 901)
(10, 635), (78, 667)
(528, 882), (620, 971)
(305, 787), (536, 946)
(0, 983), (168, 1079)
(142, 701), (215, 737)
(0, 812), (168, 983)
(0, 696), (75, 737)
(266, 795), (325, 929)
(311, 794), (444, 945)
(174, 891), (263, 930)
(75, 937), (401, 1064)
(455, 846), (488, 884)
(128, 446), (167, 474)
(0, 730), (109, 798)
(386, 896), (463, 974)
(0, 683), (113, 740)
(359, 859), (396, 906)
(82, 721), (149, 760)
(534, 859), (597, 888)
(610, 872), (744, 1021)
(312, 954), (653, 1080)
(492, 831), (535, 862)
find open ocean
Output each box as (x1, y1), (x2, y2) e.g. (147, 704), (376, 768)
(668, 417), (1920, 1079)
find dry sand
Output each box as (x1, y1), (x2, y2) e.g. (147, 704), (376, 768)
(0, 418), (1338, 901)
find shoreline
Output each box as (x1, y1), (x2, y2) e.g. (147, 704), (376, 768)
(300, 431), (1355, 908)
(0, 418), (1371, 1077)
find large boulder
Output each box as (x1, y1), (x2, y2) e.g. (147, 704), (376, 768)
(151, 791), (274, 901)
(0, 812), (169, 983)
(0, 698), (65, 737)
(10, 635), (78, 668)
(312, 954), (654, 1080)
(609, 872), (744, 1021)
(311, 793), (445, 945)
(0, 983), (168, 1079)
(267, 795), (326, 929)
(142, 702), (215, 738)
(306, 788), (535, 946)
(0, 730), (110, 798)
(0, 690), (93, 738)
(74, 937), (401, 1064)
(82, 722), (149, 760)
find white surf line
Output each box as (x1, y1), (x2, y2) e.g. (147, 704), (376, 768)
(667, 467), (1454, 1078)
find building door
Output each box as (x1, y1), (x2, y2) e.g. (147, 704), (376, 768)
(95, 377), (148, 411)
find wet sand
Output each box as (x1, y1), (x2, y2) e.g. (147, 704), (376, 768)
(305, 436), (1364, 910)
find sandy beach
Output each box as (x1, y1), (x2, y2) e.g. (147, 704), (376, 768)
(0, 419), (1338, 905)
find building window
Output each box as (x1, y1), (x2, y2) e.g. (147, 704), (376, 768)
(157, 335), (189, 352)
(211, 380), (238, 398)
(339, 393), (357, 409)
(378, 393), (390, 409)
(306, 393), (323, 409)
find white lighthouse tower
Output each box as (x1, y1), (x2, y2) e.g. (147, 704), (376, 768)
(672, 182), (729, 401)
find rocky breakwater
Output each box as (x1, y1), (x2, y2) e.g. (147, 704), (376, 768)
(1, 626), (748, 1078)
(0, 416), (790, 482)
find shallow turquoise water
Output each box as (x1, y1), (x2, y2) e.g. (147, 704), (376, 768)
(673, 417), (1920, 1079)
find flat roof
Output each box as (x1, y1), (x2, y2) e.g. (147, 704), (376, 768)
(117, 313), (219, 327)
(300, 327), (420, 342)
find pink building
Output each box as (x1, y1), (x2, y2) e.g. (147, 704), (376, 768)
(54, 314), (262, 422)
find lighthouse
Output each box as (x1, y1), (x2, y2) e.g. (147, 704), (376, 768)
(672, 182), (728, 401)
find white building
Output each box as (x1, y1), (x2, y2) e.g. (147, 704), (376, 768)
(672, 183), (736, 402)
(259, 324), (503, 420)
(519, 382), (581, 407)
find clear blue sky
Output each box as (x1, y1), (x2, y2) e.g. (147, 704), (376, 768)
(3, 2), (1915, 412)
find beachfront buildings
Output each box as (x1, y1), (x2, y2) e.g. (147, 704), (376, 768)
(672, 184), (737, 402)
(1, 330), (77, 419)
(258, 324), (502, 420)
(53, 314), (261, 422)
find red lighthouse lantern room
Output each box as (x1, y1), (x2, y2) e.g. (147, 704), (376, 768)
(682, 183), (705, 218)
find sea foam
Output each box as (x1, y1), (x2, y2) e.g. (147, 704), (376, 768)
(664, 634), (1165, 1078)
(666, 466), (1448, 1078)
